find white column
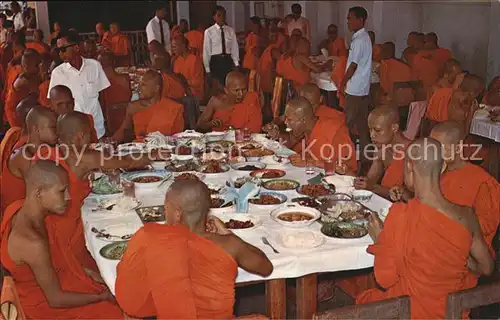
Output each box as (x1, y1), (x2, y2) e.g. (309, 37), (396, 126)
(487, 0), (500, 83)
(176, 1), (190, 25)
(34, 1), (50, 44)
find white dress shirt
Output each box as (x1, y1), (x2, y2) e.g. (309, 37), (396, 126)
(146, 16), (171, 54)
(48, 58), (110, 139)
(202, 23), (240, 73)
(286, 16), (311, 41)
(345, 28), (372, 96)
(12, 12), (24, 32)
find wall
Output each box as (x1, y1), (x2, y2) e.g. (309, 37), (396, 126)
(176, 1), (190, 25)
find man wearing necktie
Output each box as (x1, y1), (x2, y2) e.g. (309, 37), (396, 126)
(146, 6), (171, 55)
(203, 6), (240, 87)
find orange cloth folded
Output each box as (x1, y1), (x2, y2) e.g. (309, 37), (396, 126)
(411, 51), (440, 91)
(173, 53), (204, 99)
(115, 224), (237, 319)
(212, 91), (262, 133)
(379, 58), (412, 95)
(243, 33), (259, 70)
(184, 30), (204, 55)
(161, 72), (186, 100)
(426, 87), (453, 122)
(331, 56), (347, 108)
(380, 157), (405, 189)
(133, 98), (184, 138)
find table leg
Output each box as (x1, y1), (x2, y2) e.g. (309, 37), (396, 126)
(296, 273), (318, 319)
(265, 279), (286, 319)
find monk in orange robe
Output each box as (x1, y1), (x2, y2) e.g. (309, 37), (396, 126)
(97, 52), (132, 134)
(425, 32), (452, 67)
(113, 70), (184, 142)
(428, 58), (463, 100)
(95, 22), (112, 50)
(483, 76), (500, 106)
(151, 53), (187, 99)
(184, 24), (204, 56)
(257, 30), (282, 94)
(354, 106), (411, 200)
(318, 24), (347, 57)
(197, 71), (262, 133)
(1, 161), (124, 319)
(379, 42), (412, 96)
(242, 17), (262, 70)
(25, 29), (50, 55)
(38, 53), (52, 108)
(109, 22), (132, 66)
(171, 35), (204, 100)
(170, 19), (188, 41)
(115, 180), (273, 318)
(368, 31), (382, 62)
(357, 137), (494, 319)
(331, 55), (347, 108)
(285, 98), (357, 174)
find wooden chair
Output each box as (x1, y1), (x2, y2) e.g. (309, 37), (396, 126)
(271, 76), (284, 120)
(313, 296), (411, 319)
(0, 276), (26, 320)
(446, 281), (500, 319)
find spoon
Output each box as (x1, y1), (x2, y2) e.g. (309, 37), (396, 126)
(261, 237), (280, 254)
(91, 227), (132, 240)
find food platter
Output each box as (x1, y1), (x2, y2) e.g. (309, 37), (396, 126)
(320, 222), (369, 239)
(250, 169), (286, 179)
(196, 160), (230, 174)
(214, 214), (262, 231)
(270, 204), (321, 228)
(262, 179), (300, 191)
(273, 230), (325, 251)
(249, 192), (287, 209)
(123, 170), (171, 188)
(91, 175), (123, 195)
(297, 184), (334, 197)
(230, 161), (267, 171)
(291, 197), (321, 208)
(135, 206), (165, 223)
(99, 241), (128, 260)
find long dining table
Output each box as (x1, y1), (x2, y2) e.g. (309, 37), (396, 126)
(81, 134), (392, 319)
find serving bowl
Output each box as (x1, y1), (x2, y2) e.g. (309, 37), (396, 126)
(270, 203), (321, 228)
(123, 170), (171, 188)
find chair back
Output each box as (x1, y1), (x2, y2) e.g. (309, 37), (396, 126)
(0, 276), (26, 320)
(271, 76), (284, 120)
(446, 281), (500, 319)
(313, 296), (410, 319)
(0, 127), (21, 176)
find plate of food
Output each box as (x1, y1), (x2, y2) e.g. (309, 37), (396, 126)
(172, 130), (205, 145)
(215, 214), (261, 231)
(270, 204), (321, 228)
(124, 170), (171, 188)
(91, 175), (123, 195)
(273, 230), (325, 250)
(209, 197), (235, 214)
(249, 192), (287, 209)
(297, 184), (334, 197)
(320, 200), (365, 224)
(165, 159), (200, 172)
(99, 241), (128, 260)
(262, 179), (300, 191)
(242, 148), (275, 158)
(206, 140), (235, 151)
(250, 169), (286, 179)
(231, 162), (267, 172)
(94, 196), (141, 213)
(136, 206), (165, 223)
(173, 172), (205, 181)
(201, 151), (227, 162)
(271, 155), (291, 165)
(227, 176), (259, 189)
(197, 160), (230, 174)
(172, 145), (195, 161)
(320, 221), (368, 239)
(291, 197), (321, 208)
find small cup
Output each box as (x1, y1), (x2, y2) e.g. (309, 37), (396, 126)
(122, 180), (136, 198)
(323, 158), (335, 176)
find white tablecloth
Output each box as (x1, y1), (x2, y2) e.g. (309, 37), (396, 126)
(471, 109), (500, 142)
(81, 137), (392, 294)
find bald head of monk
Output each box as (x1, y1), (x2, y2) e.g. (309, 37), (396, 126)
(21, 49), (41, 75)
(486, 76), (500, 106)
(97, 51), (115, 70)
(25, 160), (70, 215)
(404, 137), (444, 193)
(56, 111), (92, 148)
(13, 40), (25, 59)
(407, 31), (419, 48)
(284, 97), (316, 138)
(442, 59), (462, 83)
(382, 42), (395, 60)
(297, 83), (322, 110)
(140, 70), (163, 100)
(424, 32), (439, 48)
(225, 71), (248, 103)
(296, 37), (311, 56)
(367, 106), (400, 147)
(414, 33), (425, 50)
(171, 35), (189, 57)
(430, 120), (467, 166)
(458, 74), (485, 99)
(164, 180), (211, 231)
(327, 24), (338, 41)
(151, 53), (171, 72)
(16, 96), (38, 129)
(49, 85), (75, 116)
(25, 106), (58, 146)
(13, 73), (40, 98)
(368, 31), (375, 46)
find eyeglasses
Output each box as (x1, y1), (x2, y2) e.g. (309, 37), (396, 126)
(56, 43), (78, 53)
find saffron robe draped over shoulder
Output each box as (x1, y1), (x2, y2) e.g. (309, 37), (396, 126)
(379, 58), (412, 95)
(357, 199), (473, 319)
(257, 44), (278, 93)
(426, 87), (453, 122)
(38, 79), (50, 107)
(133, 98), (184, 138)
(115, 224), (238, 319)
(172, 53), (205, 100)
(184, 30), (204, 56)
(411, 51), (440, 92)
(243, 33), (259, 70)
(0, 138), (28, 214)
(331, 56), (347, 108)
(276, 55), (310, 87)
(212, 91), (262, 133)
(329, 38), (347, 57)
(161, 72), (186, 100)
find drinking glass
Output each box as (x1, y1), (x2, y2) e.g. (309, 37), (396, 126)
(243, 127), (252, 141)
(121, 180), (136, 198)
(235, 129), (244, 142)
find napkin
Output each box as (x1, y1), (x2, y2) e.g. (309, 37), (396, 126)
(223, 178), (261, 213)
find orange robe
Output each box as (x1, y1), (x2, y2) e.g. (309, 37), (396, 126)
(0, 136), (27, 214)
(372, 44), (383, 62)
(315, 104), (343, 121)
(0, 200), (123, 319)
(379, 58), (412, 95)
(171, 26), (181, 40)
(357, 199), (474, 319)
(211, 91), (262, 133)
(293, 117), (357, 172)
(426, 87), (453, 122)
(4, 88), (26, 127)
(115, 224), (237, 319)
(329, 38), (347, 57)
(25, 41), (49, 54)
(434, 48), (452, 66)
(0, 127), (22, 177)
(101, 73), (132, 134)
(331, 56), (347, 108)
(161, 72), (186, 100)
(111, 33), (130, 57)
(184, 29), (204, 55)
(100, 31), (113, 50)
(276, 55), (310, 87)
(173, 53), (204, 99)
(411, 51), (440, 92)
(257, 44), (278, 93)
(38, 79), (50, 107)
(381, 157), (405, 189)
(2, 65), (22, 119)
(243, 33), (259, 70)
(133, 98), (184, 138)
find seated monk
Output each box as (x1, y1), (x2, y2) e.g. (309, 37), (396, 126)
(170, 19), (188, 40)
(317, 24), (347, 57)
(151, 52), (187, 99)
(112, 70), (184, 143)
(483, 76), (500, 106)
(197, 71), (262, 133)
(285, 98), (357, 174)
(48, 85), (98, 142)
(430, 121), (500, 259)
(357, 137), (494, 319)
(428, 58), (463, 99)
(38, 53), (52, 107)
(368, 31), (382, 62)
(25, 29), (50, 55)
(171, 35), (204, 100)
(1, 160), (123, 319)
(2, 46), (30, 118)
(97, 52), (132, 134)
(410, 34), (440, 94)
(379, 42), (411, 96)
(424, 32), (452, 67)
(109, 22), (132, 66)
(242, 16), (263, 70)
(1, 106), (57, 215)
(257, 29), (283, 94)
(184, 23), (204, 56)
(354, 107), (411, 200)
(82, 39), (98, 60)
(115, 180), (273, 318)
(5, 71), (41, 127)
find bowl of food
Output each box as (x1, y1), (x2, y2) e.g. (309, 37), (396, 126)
(99, 241), (128, 260)
(91, 175), (123, 195)
(214, 214), (262, 231)
(291, 197), (321, 208)
(124, 170), (171, 188)
(206, 140), (235, 152)
(209, 197), (235, 214)
(297, 184), (334, 197)
(271, 155), (290, 165)
(165, 159), (199, 172)
(319, 200), (364, 224)
(136, 206), (165, 223)
(242, 148), (275, 158)
(270, 203), (321, 228)
(227, 176), (260, 189)
(231, 162), (267, 172)
(262, 179), (300, 191)
(171, 145), (195, 161)
(250, 169), (286, 179)
(245, 156), (261, 162)
(197, 160), (230, 175)
(172, 130), (205, 146)
(249, 192), (287, 209)
(352, 190), (373, 202)
(320, 221), (368, 239)
(174, 172), (205, 182)
(204, 131), (227, 142)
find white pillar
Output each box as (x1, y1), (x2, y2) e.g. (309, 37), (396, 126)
(176, 1), (190, 25)
(487, 0), (500, 83)
(34, 1), (50, 44)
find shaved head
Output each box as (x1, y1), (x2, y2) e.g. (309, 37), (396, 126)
(140, 70), (163, 99)
(49, 85), (74, 116)
(56, 111), (92, 145)
(225, 71), (248, 103)
(296, 37), (311, 56)
(151, 52), (170, 71)
(368, 106), (400, 146)
(297, 83), (321, 109)
(414, 33), (425, 49)
(382, 42), (395, 59)
(164, 180), (211, 228)
(25, 106), (58, 145)
(16, 96), (39, 129)
(460, 74), (485, 97)
(286, 97), (315, 119)
(443, 59), (461, 75)
(430, 121), (465, 145)
(406, 137), (443, 178)
(369, 106), (399, 125)
(425, 32), (438, 45)
(21, 49), (41, 75)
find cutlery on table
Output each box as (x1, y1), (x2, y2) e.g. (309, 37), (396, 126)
(261, 237), (280, 254)
(91, 227), (132, 240)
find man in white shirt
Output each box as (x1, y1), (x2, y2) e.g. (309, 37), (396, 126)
(203, 5), (239, 87)
(146, 6), (171, 55)
(10, 1), (24, 32)
(286, 3), (311, 41)
(340, 6), (372, 162)
(48, 31), (110, 139)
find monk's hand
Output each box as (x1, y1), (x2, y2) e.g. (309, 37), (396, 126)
(353, 176), (373, 190)
(98, 289), (115, 302)
(389, 186), (404, 202)
(367, 212), (384, 242)
(85, 268), (105, 284)
(211, 119), (223, 128)
(335, 161), (348, 175)
(206, 216), (232, 236)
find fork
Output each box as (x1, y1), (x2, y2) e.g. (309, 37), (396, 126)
(261, 237), (280, 254)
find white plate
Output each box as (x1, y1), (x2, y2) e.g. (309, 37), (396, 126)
(273, 230), (325, 251)
(322, 175), (355, 189)
(95, 197), (142, 213)
(212, 213), (262, 231)
(173, 171), (205, 182)
(93, 223), (142, 242)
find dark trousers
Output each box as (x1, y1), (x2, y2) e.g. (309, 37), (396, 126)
(344, 94), (371, 162)
(209, 54), (234, 86)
